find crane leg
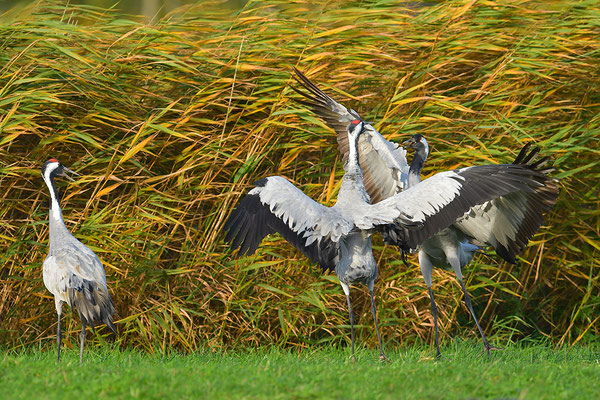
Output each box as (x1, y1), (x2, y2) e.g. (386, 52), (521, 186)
(56, 313), (62, 363)
(79, 320), (86, 364)
(419, 251), (441, 358)
(427, 287), (442, 359)
(369, 289), (390, 362)
(345, 294), (356, 362)
(458, 279), (502, 357)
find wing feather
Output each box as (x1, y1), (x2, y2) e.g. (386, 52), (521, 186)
(50, 246), (107, 286)
(363, 161), (556, 251)
(453, 144), (559, 263)
(223, 177), (348, 272)
(43, 244), (116, 332)
(291, 68), (408, 201)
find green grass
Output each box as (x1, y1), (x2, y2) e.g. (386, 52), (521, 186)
(2, 342), (599, 399)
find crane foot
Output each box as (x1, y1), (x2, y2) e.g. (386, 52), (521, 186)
(481, 344), (504, 358)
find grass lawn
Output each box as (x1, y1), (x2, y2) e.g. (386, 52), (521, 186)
(1, 341), (598, 399)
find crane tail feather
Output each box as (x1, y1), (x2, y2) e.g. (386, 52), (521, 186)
(68, 278), (117, 335)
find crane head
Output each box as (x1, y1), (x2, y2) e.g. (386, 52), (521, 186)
(347, 119), (364, 142)
(403, 134), (429, 157)
(42, 159), (80, 183)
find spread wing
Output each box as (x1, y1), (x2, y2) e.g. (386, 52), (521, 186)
(452, 145), (559, 263)
(291, 68), (409, 202)
(361, 159), (557, 251)
(289, 70), (559, 264)
(223, 176), (351, 272)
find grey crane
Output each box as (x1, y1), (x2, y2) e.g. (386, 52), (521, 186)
(42, 159), (117, 363)
(289, 69), (558, 357)
(224, 113), (556, 361)
(403, 134), (558, 357)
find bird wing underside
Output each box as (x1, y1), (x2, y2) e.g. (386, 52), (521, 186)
(224, 176), (344, 272)
(453, 144), (559, 263)
(373, 157), (556, 252)
(291, 68), (409, 203)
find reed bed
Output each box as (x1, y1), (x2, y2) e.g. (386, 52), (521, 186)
(0, 0), (598, 353)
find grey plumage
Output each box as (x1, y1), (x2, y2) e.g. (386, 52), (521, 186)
(42, 159), (117, 363)
(225, 74), (558, 360)
(289, 69), (559, 357)
(225, 121), (392, 361)
(291, 68), (409, 203)
(403, 135), (558, 357)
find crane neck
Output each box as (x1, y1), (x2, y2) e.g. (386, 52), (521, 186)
(345, 133), (362, 175)
(337, 133), (370, 206)
(43, 174), (68, 237)
(407, 147), (428, 188)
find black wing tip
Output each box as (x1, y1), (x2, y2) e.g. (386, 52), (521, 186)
(512, 143), (533, 165)
(290, 68), (333, 104)
(292, 66), (304, 78)
(512, 143), (557, 174)
(495, 244), (517, 264)
(223, 179), (269, 251)
(254, 177), (268, 187)
(223, 190), (264, 254)
(105, 318), (118, 335)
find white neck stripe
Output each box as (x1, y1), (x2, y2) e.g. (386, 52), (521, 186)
(421, 138), (429, 161)
(43, 163), (64, 222)
(44, 165), (58, 196)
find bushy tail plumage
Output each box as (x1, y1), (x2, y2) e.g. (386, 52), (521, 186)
(68, 276), (117, 334)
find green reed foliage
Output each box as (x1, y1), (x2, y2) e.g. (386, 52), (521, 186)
(0, 0), (598, 352)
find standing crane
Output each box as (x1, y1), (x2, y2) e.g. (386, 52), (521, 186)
(290, 69), (559, 357)
(224, 118), (556, 361)
(403, 134), (558, 357)
(41, 159), (117, 363)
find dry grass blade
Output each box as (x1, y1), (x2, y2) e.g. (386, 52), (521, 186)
(0, 0), (598, 352)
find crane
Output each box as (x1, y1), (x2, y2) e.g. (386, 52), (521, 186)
(290, 69), (559, 357)
(41, 159), (117, 363)
(224, 117), (556, 361)
(404, 134), (558, 357)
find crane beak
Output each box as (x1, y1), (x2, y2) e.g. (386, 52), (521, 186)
(60, 166), (80, 182)
(403, 138), (416, 148)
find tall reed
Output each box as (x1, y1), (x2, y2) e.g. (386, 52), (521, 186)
(0, 0), (598, 352)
